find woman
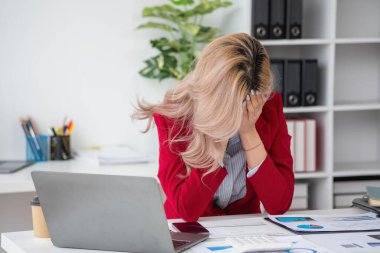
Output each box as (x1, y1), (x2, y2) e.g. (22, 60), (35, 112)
(133, 33), (294, 222)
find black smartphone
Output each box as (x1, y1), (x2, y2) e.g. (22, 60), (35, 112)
(172, 222), (209, 234)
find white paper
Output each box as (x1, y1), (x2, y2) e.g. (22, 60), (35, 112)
(75, 145), (150, 165)
(268, 212), (380, 233)
(190, 235), (333, 253)
(276, 235), (333, 253)
(198, 217), (289, 239)
(307, 232), (380, 253)
(190, 241), (235, 253)
(200, 217), (267, 228)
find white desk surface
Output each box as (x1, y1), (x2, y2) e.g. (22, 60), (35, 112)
(1, 208), (367, 253)
(0, 160), (158, 194)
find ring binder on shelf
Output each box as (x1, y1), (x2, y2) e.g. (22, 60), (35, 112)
(252, 0), (270, 39)
(285, 59), (302, 107)
(302, 59), (318, 106)
(270, 0), (286, 39)
(287, 0), (303, 39)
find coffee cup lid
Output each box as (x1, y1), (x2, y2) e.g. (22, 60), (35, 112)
(30, 196), (40, 206)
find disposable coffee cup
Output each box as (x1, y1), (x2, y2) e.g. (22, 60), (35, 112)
(30, 196), (50, 238)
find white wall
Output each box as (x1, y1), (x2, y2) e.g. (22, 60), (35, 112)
(0, 0), (251, 160)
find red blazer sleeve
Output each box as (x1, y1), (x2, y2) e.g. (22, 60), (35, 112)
(248, 94), (294, 214)
(154, 114), (227, 222)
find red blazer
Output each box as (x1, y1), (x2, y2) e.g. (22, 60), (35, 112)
(154, 92), (294, 222)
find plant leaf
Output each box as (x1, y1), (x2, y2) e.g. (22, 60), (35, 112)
(150, 38), (181, 53)
(137, 22), (178, 32)
(170, 0), (194, 6)
(140, 53), (180, 81)
(178, 37), (193, 51)
(181, 0), (232, 17)
(180, 22), (200, 36)
(163, 53), (178, 69)
(168, 67), (183, 79)
(179, 52), (195, 74)
(142, 5), (184, 23)
(195, 26), (220, 42)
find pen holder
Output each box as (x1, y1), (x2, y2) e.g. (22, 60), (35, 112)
(31, 196), (50, 238)
(50, 135), (71, 160)
(26, 135), (49, 162)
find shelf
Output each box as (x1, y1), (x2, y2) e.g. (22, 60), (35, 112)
(334, 101), (380, 111)
(261, 39), (331, 46)
(334, 162), (380, 178)
(334, 111), (380, 169)
(295, 172), (329, 179)
(336, 0), (380, 39)
(284, 106), (329, 114)
(334, 44), (380, 104)
(335, 38), (380, 44)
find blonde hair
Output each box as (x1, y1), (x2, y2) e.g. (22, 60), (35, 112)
(132, 33), (273, 177)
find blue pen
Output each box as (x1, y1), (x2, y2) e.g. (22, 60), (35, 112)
(20, 118), (40, 161)
(26, 119), (43, 161)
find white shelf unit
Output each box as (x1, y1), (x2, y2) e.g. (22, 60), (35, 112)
(261, 39), (330, 46)
(254, 0), (380, 210)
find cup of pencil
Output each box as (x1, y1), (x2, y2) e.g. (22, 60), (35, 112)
(20, 117), (49, 162)
(50, 118), (74, 160)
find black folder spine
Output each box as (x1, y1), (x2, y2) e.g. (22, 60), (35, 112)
(287, 0), (303, 39)
(252, 0), (270, 39)
(302, 59), (318, 106)
(284, 59), (302, 107)
(270, 0), (286, 39)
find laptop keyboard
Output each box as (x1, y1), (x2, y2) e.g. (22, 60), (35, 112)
(172, 239), (190, 248)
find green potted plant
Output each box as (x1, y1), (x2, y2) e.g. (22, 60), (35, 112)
(138, 0), (232, 81)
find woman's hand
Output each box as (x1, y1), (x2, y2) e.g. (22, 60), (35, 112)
(239, 90), (267, 135)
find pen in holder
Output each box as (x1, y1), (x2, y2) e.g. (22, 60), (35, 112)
(50, 135), (71, 160)
(26, 135), (49, 162)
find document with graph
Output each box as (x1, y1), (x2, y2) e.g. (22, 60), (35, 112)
(266, 212), (380, 234)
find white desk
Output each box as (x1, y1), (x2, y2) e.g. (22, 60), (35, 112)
(1, 208), (368, 253)
(0, 160), (159, 194)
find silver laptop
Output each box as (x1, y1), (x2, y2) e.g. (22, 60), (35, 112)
(31, 171), (208, 253)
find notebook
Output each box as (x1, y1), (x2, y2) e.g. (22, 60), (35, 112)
(0, 161), (34, 173)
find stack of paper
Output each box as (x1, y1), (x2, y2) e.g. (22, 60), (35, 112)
(75, 146), (150, 165)
(190, 236), (333, 253)
(188, 217), (333, 253)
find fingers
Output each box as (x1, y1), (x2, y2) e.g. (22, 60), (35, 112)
(255, 92), (265, 108)
(244, 90), (266, 114)
(245, 93), (253, 114)
(242, 100), (248, 115)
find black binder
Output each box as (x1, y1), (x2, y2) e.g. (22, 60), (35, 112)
(284, 60), (302, 107)
(269, 0), (286, 39)
(270, 59), (285, 103)
(302, 59), (318, 106)
(287, 0), (303, 39)
(252, 0), (270, 39)
(353, 198), (380, 216)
